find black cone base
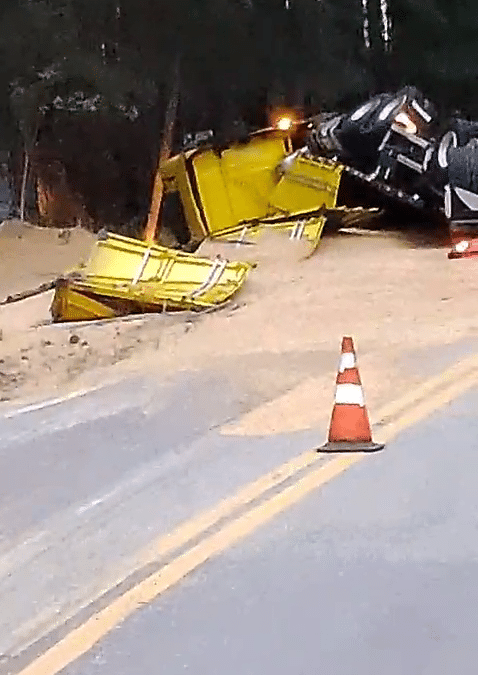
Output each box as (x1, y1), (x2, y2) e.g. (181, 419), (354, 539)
(317, 440), (385, 453)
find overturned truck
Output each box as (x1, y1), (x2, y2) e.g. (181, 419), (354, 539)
(305, 85), (478, 256)
(51, 85), (478, 321)
(163, 85), (478, 257)
(52, 130), (377, 322)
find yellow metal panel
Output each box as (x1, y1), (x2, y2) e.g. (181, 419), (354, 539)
(160, 153), (207, 240)
(66, 259), (249, 310)
(158, 138), (341, 243)
(189, 151), (237, 236)
(191, 136), (288, 237)
(81, 233), (220, 283)
(265, 215), (327, 243)
(82, 236), (166, 282)
(143, 134), (346, 248)
(214, 215), (327, 246)
(51, 233), (252, 320)
(270, 157), (343, 214)
(219, 136), (288, 223)
(50, 283), (116, 322)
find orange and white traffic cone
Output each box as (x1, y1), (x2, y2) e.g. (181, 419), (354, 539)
(318, 337), (384, 452)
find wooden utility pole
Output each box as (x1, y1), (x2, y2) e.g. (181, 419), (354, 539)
(143, 56), (181, 244)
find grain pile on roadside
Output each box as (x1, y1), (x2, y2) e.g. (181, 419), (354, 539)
(1, 221), (477, 437)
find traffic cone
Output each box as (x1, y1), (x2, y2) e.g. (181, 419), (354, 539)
(318, 337), (384, 452)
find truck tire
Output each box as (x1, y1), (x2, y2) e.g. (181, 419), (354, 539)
(447, 140), (478, 192)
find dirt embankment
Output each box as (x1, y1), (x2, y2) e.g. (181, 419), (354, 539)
(0, 219), (95, 300)
(1, 219), (477, 435)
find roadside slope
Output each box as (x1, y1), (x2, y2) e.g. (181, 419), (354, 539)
(1, 222), (477, 422)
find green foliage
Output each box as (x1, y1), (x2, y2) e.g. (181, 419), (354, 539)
(1, 0), (478, 225)
(0, 0), (374, 144)
(0, 0), (478, 143)
(386, 0), (478, 116)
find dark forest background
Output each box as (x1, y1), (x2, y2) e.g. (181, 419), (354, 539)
(0, 0), (477, 229)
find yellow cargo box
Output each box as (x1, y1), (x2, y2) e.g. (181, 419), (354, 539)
(51, 232), (253, 321)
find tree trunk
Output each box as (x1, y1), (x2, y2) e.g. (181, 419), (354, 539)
(143, 54), (181, 244)
(19, 146), (30, 222)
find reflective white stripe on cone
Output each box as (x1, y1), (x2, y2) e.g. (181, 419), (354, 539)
(338, 352), (356, 372)
(334, 383), (364, 406)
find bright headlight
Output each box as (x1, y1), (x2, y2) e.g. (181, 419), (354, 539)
(455, 240), (470, 253)
(395, 112), (417, 135)
(277, 116), (293, 131)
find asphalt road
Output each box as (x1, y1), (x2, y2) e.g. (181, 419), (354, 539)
(1, 349), (478, 675)
(59, 386), (478, 675)
(0, 368), (322, 667)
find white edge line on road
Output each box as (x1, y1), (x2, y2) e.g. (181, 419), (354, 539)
(2, 385), (106, 419)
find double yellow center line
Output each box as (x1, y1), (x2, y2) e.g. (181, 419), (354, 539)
(17, 352), (478, 675)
